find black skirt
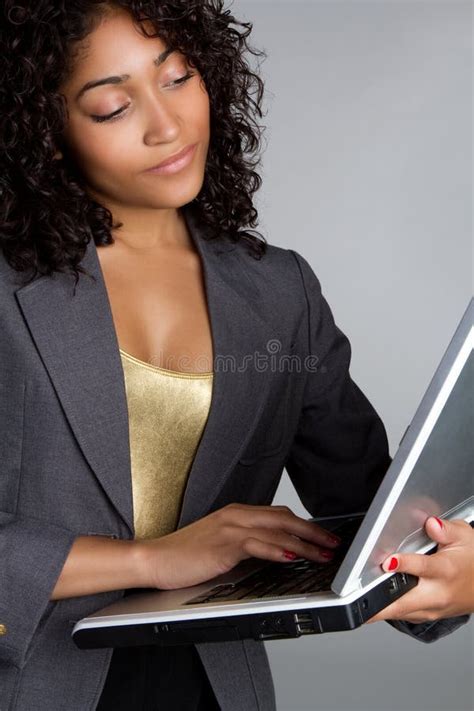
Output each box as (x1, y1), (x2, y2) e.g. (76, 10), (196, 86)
(96, 642), (220, 710)
(96, 591), (220, 710)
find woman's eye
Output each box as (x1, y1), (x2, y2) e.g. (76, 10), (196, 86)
(90, 72), (196, 124)
(168, 71), (195, 88)
(90, 105), (129, 124)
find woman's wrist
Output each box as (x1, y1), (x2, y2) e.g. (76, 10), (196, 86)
(131, 537), (159, 590)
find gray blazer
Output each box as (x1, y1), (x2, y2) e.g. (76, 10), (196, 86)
(1, 203), (470, 710)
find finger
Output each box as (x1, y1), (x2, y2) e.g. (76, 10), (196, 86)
(234, 505), (343, 550)
(379, 550), (434, 577)
(243, 526), (337, 564)
(275, 509), (343, 548)
(424, 515), (448, 544)
(239, 535), (332, 566)
(424, 515), (472, 547)
(365, 612), (382, 624)
(240, 536), (298, 564)
(367, 608), (436, 625)
(379, 516), (472, 573)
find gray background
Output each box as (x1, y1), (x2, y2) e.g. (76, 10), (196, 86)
(232, 1), (473, 710)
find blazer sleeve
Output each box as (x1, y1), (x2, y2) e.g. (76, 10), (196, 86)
(283, 249), (471, 643)
(0, 511), (77, 668)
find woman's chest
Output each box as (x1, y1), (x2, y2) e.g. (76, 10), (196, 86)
(96, 245), (214, 374)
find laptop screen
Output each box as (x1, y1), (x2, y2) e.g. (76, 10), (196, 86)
(332, 299), (473, 596)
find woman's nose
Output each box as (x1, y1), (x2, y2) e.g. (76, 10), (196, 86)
(142, 93), (181, 146)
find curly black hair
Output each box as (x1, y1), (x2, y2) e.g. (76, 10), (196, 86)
(0, 0), (268, 289)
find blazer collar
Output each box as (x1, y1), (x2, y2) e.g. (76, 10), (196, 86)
(15, 204), (277, 537)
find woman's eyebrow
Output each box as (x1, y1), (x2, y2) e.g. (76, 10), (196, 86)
(75, 47), (175, 101)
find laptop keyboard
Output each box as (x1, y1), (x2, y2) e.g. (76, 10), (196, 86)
(185, 516), (363, 605)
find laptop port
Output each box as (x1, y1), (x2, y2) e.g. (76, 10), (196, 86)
(257, 616), (293, 640)
(294, 612), (315, 634)
(388, 576), (399, 594)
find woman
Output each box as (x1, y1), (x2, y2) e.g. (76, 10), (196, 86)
(0, 1), (472, 710)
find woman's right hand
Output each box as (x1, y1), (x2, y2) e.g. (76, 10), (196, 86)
(136, 503), (342, 590)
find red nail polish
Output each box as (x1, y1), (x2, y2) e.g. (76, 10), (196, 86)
(434, 517), (443, 529)
(283, 550), (297, 560)
(388, 557), (398, 571)
(321, 550), (334, 559)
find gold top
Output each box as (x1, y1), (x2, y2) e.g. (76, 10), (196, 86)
(119, 348), (213, 540)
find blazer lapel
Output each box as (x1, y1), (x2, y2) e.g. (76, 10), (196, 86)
(15, 204), (277, 538)
(177, 206), (276, 528)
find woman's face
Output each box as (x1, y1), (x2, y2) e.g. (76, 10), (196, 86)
(58, 8), (210, 212)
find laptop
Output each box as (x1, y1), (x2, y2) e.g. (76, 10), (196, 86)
(72, 298), (474, 649)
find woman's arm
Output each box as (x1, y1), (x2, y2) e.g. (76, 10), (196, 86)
(0, 512), (149, 668)
(50, 535), (147, 600)
(1, 512), (77, 667)
(284, 248), (393, 520)
(283, 248), (471, 643)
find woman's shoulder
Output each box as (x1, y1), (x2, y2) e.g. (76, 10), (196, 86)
(234, 239), (322, 305)
(229, 240), (325, 334)
(233, 237), (306, 278)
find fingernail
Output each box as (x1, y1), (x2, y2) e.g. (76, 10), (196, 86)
(387, 557), (398, 571)
(283, 550), (297, 560)
(434, 516), (443, 529)
(321, 550), (334, 559)
(328, 535), (341, 546)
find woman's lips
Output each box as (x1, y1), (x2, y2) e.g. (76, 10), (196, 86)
(144, 143), (197, 176)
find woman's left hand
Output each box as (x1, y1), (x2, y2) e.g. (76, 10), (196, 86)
(365, 516), (474, 624)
